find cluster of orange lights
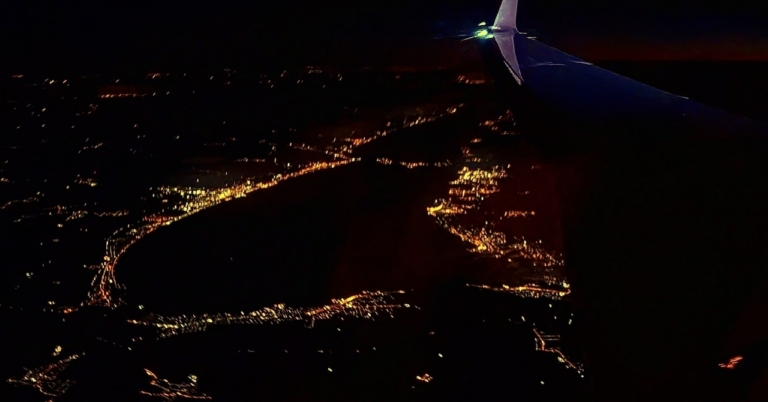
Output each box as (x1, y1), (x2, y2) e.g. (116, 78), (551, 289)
(467, 283), (571, 300)
(504, 210), (535, 218)
(84, 102), (464, 308)
(416, 373), (434, 383)
(533, 328), (584, 376)
(0, 74), (605, 397)
(128, 290), (408, 338)
(375, 158), (451, 169)
(479, 110), (517, 135)
(718, 356), (743, 369)
(98, 94), (148, 98)
(140, 369), (211, 400)
(1, 196), (39, 210)
(427, 136), (568, 299)
(87, 158), (357, 308)
(6, 354), (81, 398)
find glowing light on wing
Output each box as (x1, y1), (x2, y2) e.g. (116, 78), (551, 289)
(475, 29), (492, 39)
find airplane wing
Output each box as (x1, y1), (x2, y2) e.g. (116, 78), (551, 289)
(478, 0), (768, 400)
(479, 0), (768, 145)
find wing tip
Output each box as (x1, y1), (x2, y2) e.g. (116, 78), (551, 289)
(493, 0), (518, 31)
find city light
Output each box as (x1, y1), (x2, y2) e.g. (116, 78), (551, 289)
(467, 283), (570, 300)
(79, 103), (463, 308)
(416, 373), (433, 383)
(0, 65), (589, 398)
(140, 369), (211, 401)
(86, 158), (357, 308)
(426, 126), (568, 300)
(718, 356), (743, 369)
(533, 328), (585, 375)
(128, 290), (408, 338)
(7, 354), (81, 398)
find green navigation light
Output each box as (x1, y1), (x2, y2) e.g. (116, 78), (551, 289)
(475, 29), (493, 39)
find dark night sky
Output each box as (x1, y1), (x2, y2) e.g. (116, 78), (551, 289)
(2, 0), (768, 73)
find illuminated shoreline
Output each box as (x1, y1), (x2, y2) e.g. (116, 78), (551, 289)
(84, 104), (464, 309)
(128, 290), (408, 338)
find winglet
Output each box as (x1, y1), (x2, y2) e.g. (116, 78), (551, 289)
(493, 0), (518, 31)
